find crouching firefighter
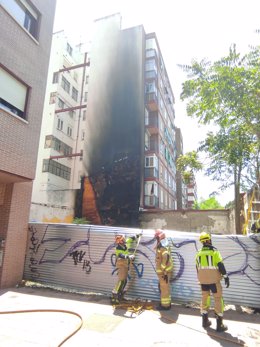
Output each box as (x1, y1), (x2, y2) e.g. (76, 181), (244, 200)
(111, 233), (141, 304)
(196, 232), (230, 332)
(154, 229), (173, 311)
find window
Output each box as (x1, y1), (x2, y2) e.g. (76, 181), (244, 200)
(66, 43), (73, 56)
(67, 126), (72, 137)
(49, 92), (56, 104)
(145, 155), (158, 168)
(58, 98), (65, 109)
(52, 72), (59, 84)
(69, 110), (74, 118)
(1, 0), (40, 39)
(61, 76), (70, 93)
(81, 130), (85, 141)
(144, 181), (158, 197)
(82, 110), (86, 120)
(85, 75), (89, 84)
(0, 66), (28, 120)
(42, 159), (71, 180)
(72, 87), (78, 101)
(84, 92), (88, 102)
(44, 135), (72, 156)
(57, 118), (63, 130)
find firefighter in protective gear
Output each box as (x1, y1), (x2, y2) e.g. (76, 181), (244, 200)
(111, 233), (141, 304)
(251, 218), (260, 233)
(196, 232), (230, 332)
(154, 229), (173, 311)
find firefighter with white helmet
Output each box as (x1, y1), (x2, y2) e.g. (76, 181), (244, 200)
(111, 233), (141, 304)
(196, 231), (230, 332)
(154, 229), (173, 310)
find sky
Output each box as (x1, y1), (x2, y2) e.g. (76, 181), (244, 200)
(53, 0), (260, 206)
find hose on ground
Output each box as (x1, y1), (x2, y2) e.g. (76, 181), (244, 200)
(0, 309), (83, 347)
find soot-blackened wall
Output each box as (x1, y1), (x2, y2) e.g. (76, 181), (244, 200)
(84, 14), (145, 226)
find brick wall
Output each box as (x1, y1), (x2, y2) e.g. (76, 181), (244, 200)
(0, 183), (32, 287)
(0, 0), (56, 288)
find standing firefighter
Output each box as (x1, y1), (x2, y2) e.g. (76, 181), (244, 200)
(196, 232), (230, 332)
(111, 233), (141, 304)
(154, 229), (173, 311)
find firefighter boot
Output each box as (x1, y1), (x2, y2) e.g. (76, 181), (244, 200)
(202, 313), (212, 328)
(111, 292), (119, 305)
(216, 315), (228, 332)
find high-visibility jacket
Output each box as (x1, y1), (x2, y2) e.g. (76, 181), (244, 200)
(155, 239), (173, 275)
(115, 237), (134, 259)
(196, 245), (223, 284)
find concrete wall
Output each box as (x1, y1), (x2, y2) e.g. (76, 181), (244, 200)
(139, 209), (236, 234)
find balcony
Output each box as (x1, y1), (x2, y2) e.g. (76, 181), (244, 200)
(145, 92), (158, 112)
(146, 111), (159, 135)
(144, 167), (159, 179)
(144, 195), (159, 208)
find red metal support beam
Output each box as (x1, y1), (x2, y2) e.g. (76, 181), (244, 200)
(50, 151), (83, 160)
(59, 61), (90, 73)
(55, 104), (87, 114)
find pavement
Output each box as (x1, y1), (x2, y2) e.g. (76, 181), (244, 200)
(0, 285), (259, 347)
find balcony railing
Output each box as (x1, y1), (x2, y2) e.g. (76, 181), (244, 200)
(145, 92), (158, 111)
(144, 195), (159, 208)
(144, 167), (159, 178)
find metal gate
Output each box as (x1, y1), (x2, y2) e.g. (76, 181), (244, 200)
(24, 223), (260, 308)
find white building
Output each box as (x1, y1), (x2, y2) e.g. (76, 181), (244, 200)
(30, 31), (89, 223)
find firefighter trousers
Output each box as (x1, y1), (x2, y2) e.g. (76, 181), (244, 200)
(201, 282), (224, 316)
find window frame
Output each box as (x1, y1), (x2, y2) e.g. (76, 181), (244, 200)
(0, 64), (29, 121)
(1, 0), (40, 40)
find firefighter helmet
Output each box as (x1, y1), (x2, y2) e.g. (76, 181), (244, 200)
(115, 235), (125, 244)
(199, 232), (211, 243)
(154, 229), (166, 241)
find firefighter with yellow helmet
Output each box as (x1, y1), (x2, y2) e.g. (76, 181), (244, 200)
(111, 233), (141, 304)
(196, 231), (230, 332)
(154, 229), (173, 310)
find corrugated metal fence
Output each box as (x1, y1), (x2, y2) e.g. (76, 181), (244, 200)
(24, 223), (260, 308)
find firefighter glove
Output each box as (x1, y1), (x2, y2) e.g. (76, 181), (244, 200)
(224, 276), (230, 288)
(128, 254), (135, 261)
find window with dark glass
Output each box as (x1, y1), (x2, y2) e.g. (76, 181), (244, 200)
(1, 0), (40, 40)
(42, 159), (71, 180)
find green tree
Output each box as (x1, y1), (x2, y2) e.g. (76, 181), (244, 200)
(176, 151), (203, 184)
(180, 44), (260, 234)
(195, 196), (224, 210)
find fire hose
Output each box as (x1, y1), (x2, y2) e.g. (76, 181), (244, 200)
(0, 308), (83, 346)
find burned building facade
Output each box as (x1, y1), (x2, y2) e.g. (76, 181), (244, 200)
(83, 14), (177, 226)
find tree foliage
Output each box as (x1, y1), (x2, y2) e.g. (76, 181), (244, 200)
(180, 44), (260, 233)
(176, 151), (202, 184)
(194, 196), (224, 210)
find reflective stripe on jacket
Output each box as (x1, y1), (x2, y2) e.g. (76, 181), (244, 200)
(196, 246), (223, 284)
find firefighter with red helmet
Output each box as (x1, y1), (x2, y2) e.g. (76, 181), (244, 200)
(196, 232), (230, 332)
(154, 229), (173, 310)
(111, 233), (141, 304)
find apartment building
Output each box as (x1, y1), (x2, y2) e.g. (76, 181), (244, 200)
(30, 31), (89, 223)
(83, 14), (178, 226)
(0, 0), (56, 288)
(175, 127), (187, 209)
(186, 175), (198, 209)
